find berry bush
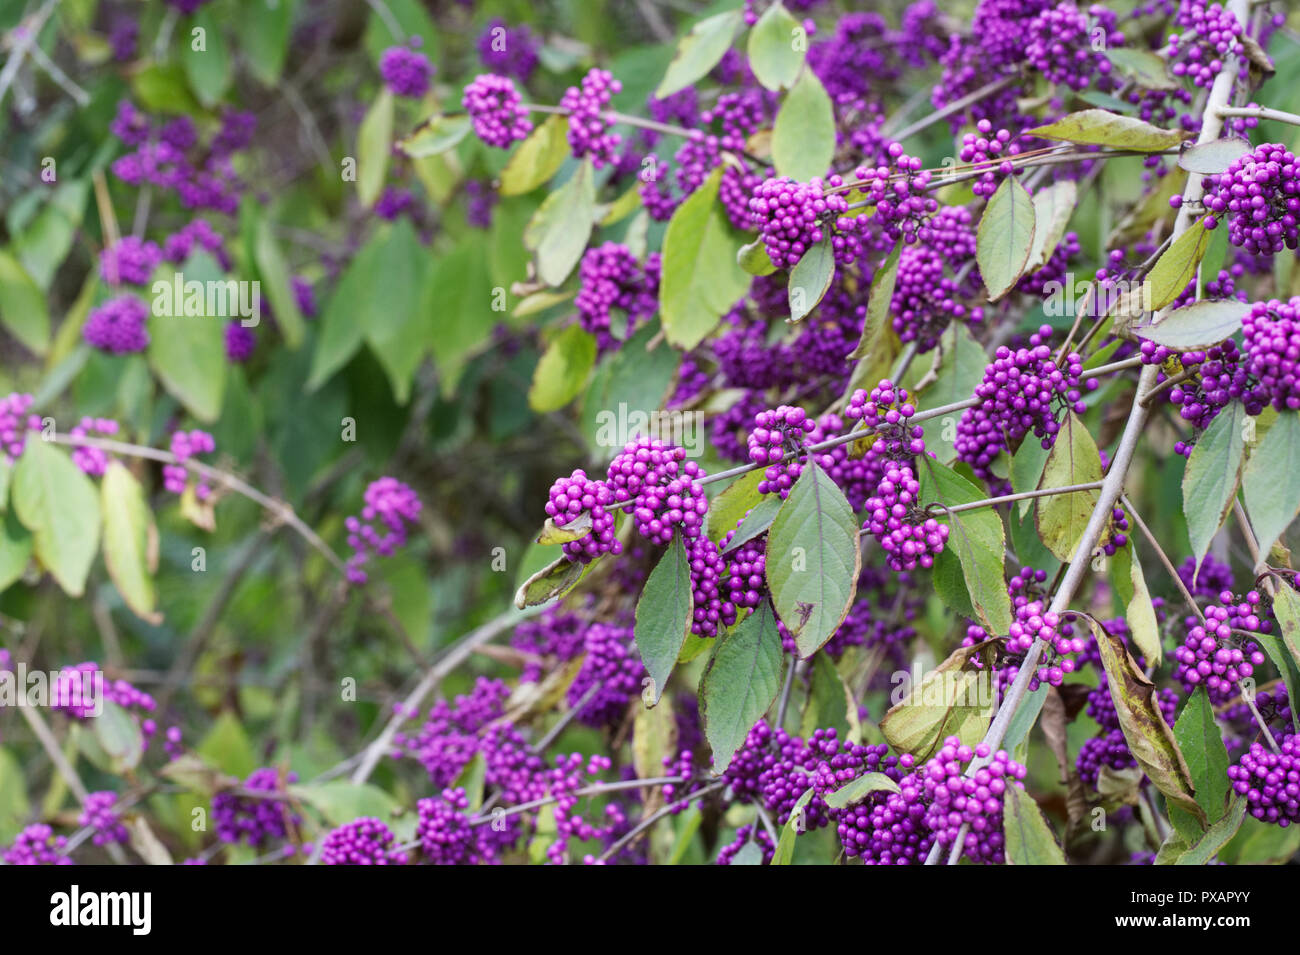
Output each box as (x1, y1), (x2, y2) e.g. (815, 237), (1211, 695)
(1, 0), (1300, 876)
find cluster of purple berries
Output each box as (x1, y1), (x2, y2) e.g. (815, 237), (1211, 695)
(2, 824), (72, 866)
(1172, 591), (1268, 704)
(747, 405), (818, 498)
(852, 146), (937, 244)
(575, 243), (661, 353)
(545, 469), (621, 563)
(212, 768), (301, 847)
(84, 296), (150, 355)
(100, 236), (161, 286)
(607, 438), (708, 546)
(958, 121), (1019, 199)
(379, 44), (433, 99)
(1139, 338), (1259, 455)
(343, 477), (423, 584)
(477, 19), (540, 81)
(69, 417), (119, 477)
(748, 176), (850, 270)
(891, 205), (984, 350)
(1202, 144), (1300, 255)
(1242, 298), (1300, 412)
(80, 791), (129, 846)
(1227, 733), (1300, 827)
(1164, 0), (1245, 89)
(848, 382), (948, 571)
(0, 392), (37, 462)
(560, 68), (622, 168)
(1025, 2), (1122, 92)
(320, 817), (408, 865)
(955, 326), (1090, 481)
(462, 74), (533, 148)
(162, 429), (216, 498)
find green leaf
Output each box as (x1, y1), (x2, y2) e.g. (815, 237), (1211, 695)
(237, 0), (295, 86)
(13, 179), (88, 291)
(1178, 137), (1252, 175)
(357, 88), (395, 208)
(360, 220), (428, 404)
(0, 249), (50, 356)
(94, 700), (145, 774)
(1242, 411), (1300, 558)
(771, 786), (814, 865)
(879, 643), (996, 757)
(799, 650), (853, 741)
(656, 11), (742, 98)
(182, 10), (232, 107)
(1146, 223), (1212, 311)
(1173, 797), (1248, 865)
(1027, 110), (1190, 151)
(529, 325), (597, 413)
(399, 114), (471, 158)
(147, 308), (228, 424)
(737, 238), (778, 276)
(920, 458), (1013, 635)
(1267, 585), (1300, 722)
(424, 234), (495, 394)
(1035, 412), (1103, 562)
(525, 160), (598, 287)
(0, 510), (32, 593)
(0, 747), (31, 843)
(824, 772), (899, 809)
(660, 166), (749, 349)
(708, 469), (766, 545)
(748, 2), (804, 91)
(699, 600), (785, 773)
(720, 495), (783, 556)
(847, 241), (901, 361)
(101, 462), (160, 625)
(635, 537), (695, 705)
(765, 460), (861, 658)
(787, 238), (835, 323)
(772, 70), (835, 182)
(1103, 48), (1177, 91)
(131, 63), (201, 115)
(1114, 544), (1162, 667)
(514, 554), (599, 609)
(731, 841), (764, 865)
(1182, 401), (1246, 567)
(977, 176), (1036, 301)
(1135, 300), (1250, 349)
(292, 781), (402, 826)
(197, 711), (257, 777)
(499, 115), (570, 196)
(1025, 180), (1078, 273)
(1003, 785), (1066, 865)
(1173, 688), (1231, 834)
(1088, 619), (1205, 825)
(253, 217), (304, 350)
(12, 441), (101, 598)
(915, 322), (987, 463)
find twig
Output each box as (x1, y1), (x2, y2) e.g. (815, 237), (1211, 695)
(0, 0), (58, 108)
(347, 606), (543, 785)
(1218, 104), (1300, 127)
(889, 74), (1018, 142)
(47, 432), (346, 574)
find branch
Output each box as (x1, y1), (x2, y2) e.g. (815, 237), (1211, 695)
(47, 432), (347, 575)
(936, 0), (1253, 864)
